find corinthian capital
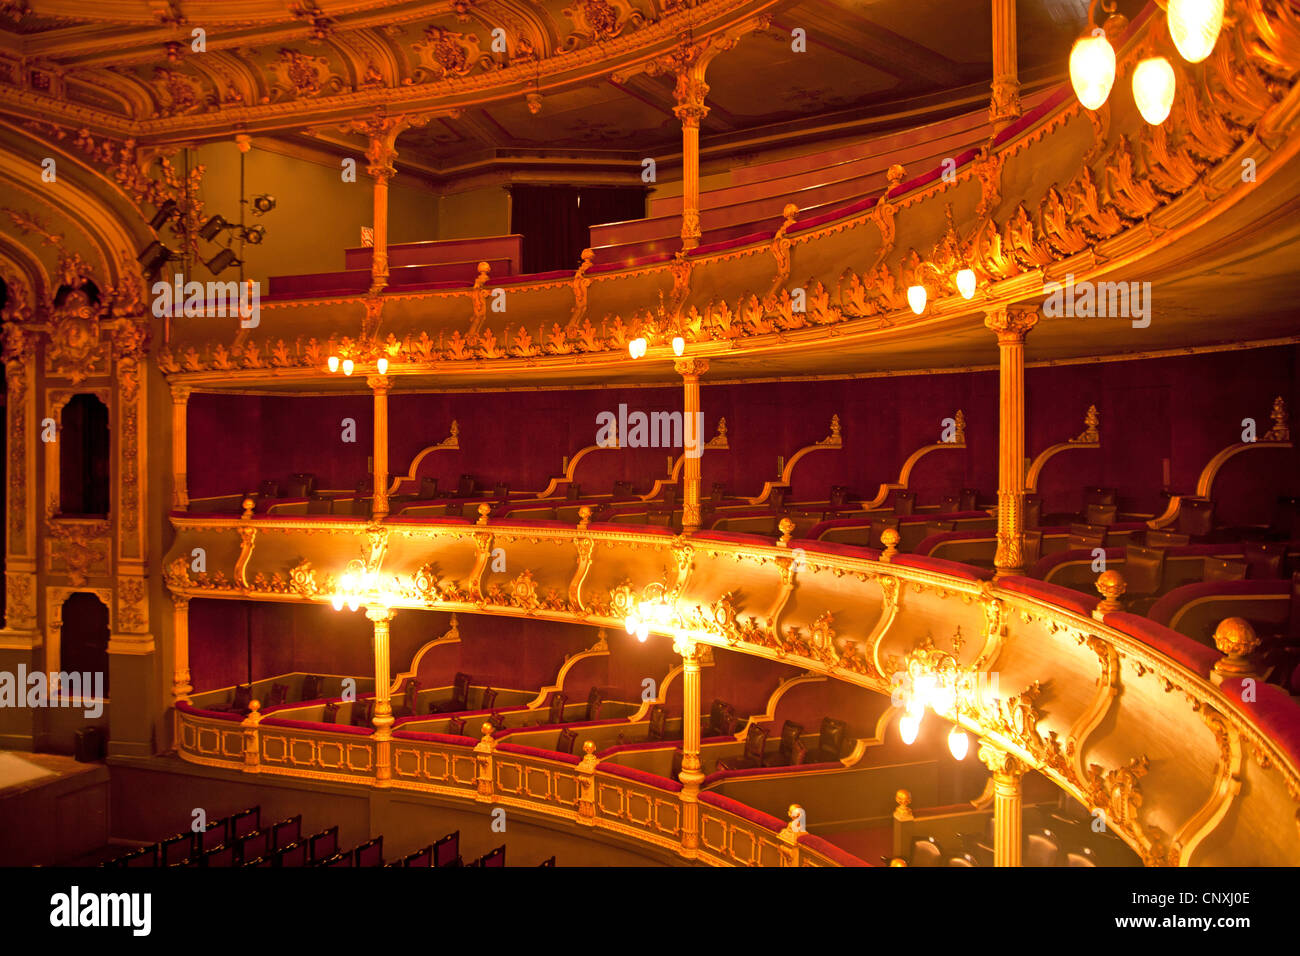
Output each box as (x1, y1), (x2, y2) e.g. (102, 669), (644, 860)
(674, 357), (709, 378)
(984, 304), (1039, 342)
(978, 741), (1025, 777)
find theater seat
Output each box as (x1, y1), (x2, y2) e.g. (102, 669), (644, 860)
(1023, 530), (1044, 568)
(717, 723), (769, 771)
(1066, 847), (1098, 867)
(1084, 503), (1117, 526)
(433, 831), (461, 868)
(1203, 558), (1247, 582)
(300, 674), (322, 701)
(1123, 545), (1167, 613)
(543, 692), (567, 725)
(585, 686), (603, 721)
(1068, 523), (1107, 550)
(268, 682), (288, 707)
(392, 679), (420, 718)
(557, 728), (578, 754)
(1023, 494), (1042, 529)
(1177, 497), (1216, 539)
(307, 827), (339, 863)
(807, 717), (848, 763)
(948, 853), (979, 866)
(323, 701), (340, 723)
(909, 836), (943, 867)
(892, 490), (916, 516)
(1243, 540), (1286, 580)
(353, 837), (383, 867)
(703, 699), (738, 738)
(404, 845), (433, 867)
(1025, 830), (1061, 867)
(433, 672), (471, 714)
(648, 704), (668, 741)
(419, 477), (439, 499)
(763, 720), (805, 767)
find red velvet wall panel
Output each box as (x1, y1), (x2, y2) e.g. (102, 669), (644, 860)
(695, 648), (800, 718)
(770, 677), (888, 742)
(1026, 345), (1300, 519)
(453, 617), (598, 692)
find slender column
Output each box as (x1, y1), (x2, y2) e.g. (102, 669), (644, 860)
(675, 358), (709, 533)
(1, 323), (38, 634)
(985, 305), (1039, 578)
(990, 0), (1021, 129)
(171, 594), (192, 700)
(673, 60), (709, 251)
(364, 135), (398, 293)
(171, 384), (191, 510)
(979, 743), (1024, 866)
(676, 635), (705, 855)
(367, 606), (396, 785)
(368, 374), (390, 520)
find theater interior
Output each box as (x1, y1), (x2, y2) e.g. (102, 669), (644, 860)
(0, 0), (1298, 877)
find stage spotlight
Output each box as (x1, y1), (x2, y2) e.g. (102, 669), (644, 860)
(137, 240), (178, 273)
(241, 225), (266, 245)
(204, 248), (241, 275)
(149, 200), (178, 231)
(251, 194), (276, 215)
(198, 215), (228, 241)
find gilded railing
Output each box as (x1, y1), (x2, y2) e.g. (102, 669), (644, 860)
(173, 704), (850, 867)
(165, 514), (1300, 866)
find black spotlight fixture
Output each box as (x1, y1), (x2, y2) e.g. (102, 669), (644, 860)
(251, 194), (276, 215)
(204, 248), (242, 275)
(240, 225), (266, 245)
(149, 199), (178, 231)
(137, 240), (178, 273)
(198, 214), (228, 241)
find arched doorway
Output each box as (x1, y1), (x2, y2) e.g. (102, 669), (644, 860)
(59, 393), (110, 517)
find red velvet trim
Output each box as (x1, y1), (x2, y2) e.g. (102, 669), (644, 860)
(697, 791), (786, 832)
(174, 700), (244, 722)
(701, 761), (842, 787)
(788, 195), (877, 235)
(596, 762), (684, 792)
(796, 832), (872, 867)
(996, 576), (1098, 619)
(689, 231), (772, 256)
(691, 529), (772, 546)
(1217, 680), (1300, 766)
(260, 716), (373, 735)
(1031, 547), (1125, 578)
(1149, 579), (1292, 627)
(1102, 612), (1220, 677)
(798, 540), (883, 562)
(392, 730), (478, 746)
(495, 742), (583, 764)
(914, 530), (996, 555)
(494, 717), (627, 738)
(898, 511), (990, 524)
(890, 554), (993, 581)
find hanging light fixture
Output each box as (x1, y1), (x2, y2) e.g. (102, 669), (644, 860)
(327, 355), (340, 373)
(1167, 0), (1224, 63)
(906, 285), (927, 315)
(1069, 28), (1117, 110)
(672, 336), (685, 356)
(899, 712), (921, 746)
(342, 358), (354, 376)
(1132, 56), (1176, 125)
(948, 726), (970, 760)
(628, 336), (648, 359)
(376, 356), (389, 375)
(955, 268), (977, 300)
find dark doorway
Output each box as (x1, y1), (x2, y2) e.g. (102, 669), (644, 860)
(510, 185), (646, 274)
(60, 394), (110, 517)
(61, 592), (110, 696)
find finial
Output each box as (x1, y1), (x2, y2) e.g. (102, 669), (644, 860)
(777, 517), (795, 547)
(1093, 569), (1126, 618)
(1264, 396), (1290, 441)
(241, 497), (256, 519)
(881, 527), (900, 561)
(476, 503), (491, 525)
(894, 789), (913, 821)
(577, 506), (592, 530)
(1074, 404), (1100, 443)
(1211, 617), (1260, 685)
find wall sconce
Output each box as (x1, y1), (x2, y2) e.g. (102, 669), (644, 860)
(331, 558), (383, 612)
(894, 633), (974, 760)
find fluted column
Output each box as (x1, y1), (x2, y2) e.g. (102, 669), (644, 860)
(1, 323), (37, 634)
(171, 594), (192, 700)
(364, 133), (398, 293)
(675, 358), (709, 533)
(676, 635), (705, 855)
(673, 60), (709, 251)
(990, 0), (1021, 129)
(985, 305), (1039, 578)
(171, 384), (191, 510)
(367, 605), (396, 785)
(368, 374), (389, 520)
(979, 743), (1024, 866)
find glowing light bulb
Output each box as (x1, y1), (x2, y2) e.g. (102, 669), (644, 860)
(1168, 0), (1223, 63)
(1069, 28), (1116, 110)
(629, 337), (647, 359)
(342, 358), (354, 376)
(376, 357), (388, 375)
(340, 573), (354, 591)
(1133, 56), (1176, 126)
(956, 268), (976, 300)
(327, 355), (340, 373)
(348, 597), (360, 612)
(331, 595), (344, 611)
(906, 285), (927, 315)
(672, 336), (685, 356)
(637, 621), (650, 643)
(948, 727), (970, 761)
(899, 713), (921, 746)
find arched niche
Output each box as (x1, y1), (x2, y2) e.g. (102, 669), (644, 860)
(57, 393), (110, 517)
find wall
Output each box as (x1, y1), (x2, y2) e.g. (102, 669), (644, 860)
(437, 185), (511, 240)
(194, 142), (440, 287)
(185, 345), (1300, 518)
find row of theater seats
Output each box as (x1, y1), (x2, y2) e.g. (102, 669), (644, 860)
(902, 803), (1136, 867)
(105, 807), (550, 868)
